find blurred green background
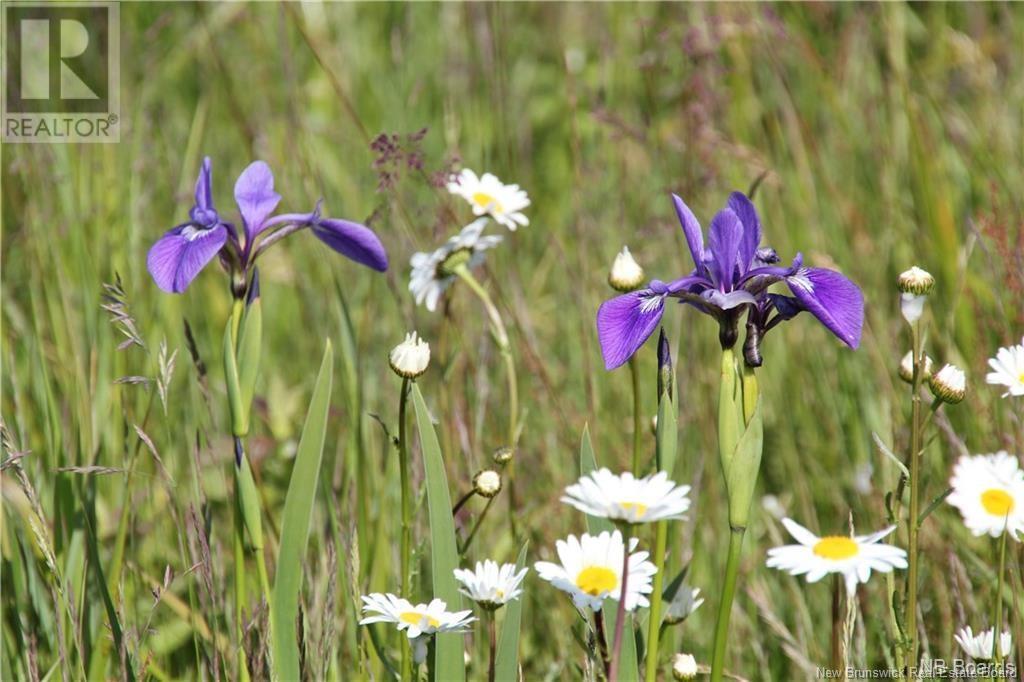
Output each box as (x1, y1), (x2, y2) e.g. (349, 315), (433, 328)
(3, 2), (1024, 679)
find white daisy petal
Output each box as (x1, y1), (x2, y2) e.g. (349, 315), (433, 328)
(561, 468), (690, 524)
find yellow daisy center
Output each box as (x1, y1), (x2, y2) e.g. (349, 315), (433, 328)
(399, 611), (439, 628)
(812, 536), (859, 560)
(575, 566), (618, 596)
(619, 501), (648, 518)
(981, 488), (1014, 516)
(472, 192), (503, 213)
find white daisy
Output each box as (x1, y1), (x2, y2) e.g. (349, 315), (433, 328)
(561, 469), (691, 524)
(534, 530), (656, 612)
(765, 518), (908, 596)
(408, 218), (502, 312)
(947, 452), (1024, 539)
(359, 593), (475, 663)
(954, 626), (1012, 660)
(986, 338), (1024, 398)
(447, 168), (530, 231)
(453, 560), (528, 610)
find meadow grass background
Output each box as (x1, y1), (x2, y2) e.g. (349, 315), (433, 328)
(3, 2), (1024, 680)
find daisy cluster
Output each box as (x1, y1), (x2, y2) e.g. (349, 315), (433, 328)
(409, 169), (531, 311)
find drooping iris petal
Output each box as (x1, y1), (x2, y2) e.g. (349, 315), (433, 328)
(707, 208), (743, 289)
(234, 161), (281, 240)
(786, 267), (864, 348)
(312, 218), (389, 272)
(147, 224), (228, 293)
(727, 192), (761, 273)
(671, 194), (705, 272)
(597, 291), (665, 370)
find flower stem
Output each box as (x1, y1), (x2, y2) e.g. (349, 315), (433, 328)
(397, 376), (413, 682)
(233, 490), (251, 681)
(905, 322), (924, 677)
(453, 264), (520, 538)
(992, 528), (1008, 662)
(458, 495), (496, 556)
(487, 610), (497, 682)
(643, 520), (668, 682)
(609, 532), (632, 682)
(709, 527), (745, 682)
(629, 356), (642, 475)
(594, 610), (611, 677)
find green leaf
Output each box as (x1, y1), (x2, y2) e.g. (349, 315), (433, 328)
(579, 424), (612, 535)
(717, 348), (742, 475)
(223, 321), (246, 438)
(494, 542), (529, 681)
(726, 396), (764, 529)
(411, 384), (465, 682)
(236, 296), (262, 436)
(655, 389), (677, 476)
(272, 341), (334, 681)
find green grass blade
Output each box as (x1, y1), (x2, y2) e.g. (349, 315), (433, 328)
(272, 341), (334, 681)
(410, 383), (465, 682)
(493, 542), (529, 681)
(579, 424), (612, 535)
(237, 296), (262, 436)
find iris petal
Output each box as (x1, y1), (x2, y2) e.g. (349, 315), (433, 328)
(787, 267), (864, 348)
(234, 161), (282, 240)
(671, 194), (706, 272)
(312, 218), (389, 272)
(707, 208), (743, 289)
(727, 191), (761, 273)
(147, 224), (228, 293)
(597, 291), (665, 370)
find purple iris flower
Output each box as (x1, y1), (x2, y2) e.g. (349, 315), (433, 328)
(147, 157), (388, 295)
(596, 192), (863, 370)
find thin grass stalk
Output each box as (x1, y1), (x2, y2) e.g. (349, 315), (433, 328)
(710, 528), (744, 682)
(608, 529), (632, 682)
(594, 610), (611, 677)
(904, 322), (924, 676)
(233, 491), (251, 682)
(643, 519), (668, 682)
(397, 375), (413, 682)
(453, 264), (519, 538)
(629, 357), (642, 475)
(487, 610), (497, 682)
(992, 528), (1008, 662)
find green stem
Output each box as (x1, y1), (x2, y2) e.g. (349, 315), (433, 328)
(992, 529), (1008, 662)
(487, 610), (497, 682)
(709, 528), (745, 682)
(397, 376), (413, 682)
(643, 520), (668, 682)
(608, 530), (632, 682)
(594, 610), (611, 677)
(233, 490), (251, 681)
(629, 356), (642, 475)
(454, 264), (519, 538)
(905, 323), (924, 677)
(458, 495), (496, 556)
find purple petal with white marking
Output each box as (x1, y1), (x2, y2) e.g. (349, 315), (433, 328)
(234, 161), (281, 240)
(597, 291), (665, 370)
(707, 208), (743, 288)
(671, 194), (705, 271)
(703, 289), (757, 310)
(787, 267), (864, 348)
(147, 224), (228, 293)
(727, 191), (761, 272)
(312, 218), (389, 272)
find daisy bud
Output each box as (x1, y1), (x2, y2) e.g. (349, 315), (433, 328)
(608, 246), (645, 292)
(897, 266), (935, 296)
(389, 332), (430, 379)
(492, 446), (514, 465)
(898, 351), (934, 384)
(473, 470), (502, 498)
(929, 363), (967, 404)
(672, 653), (698, 680)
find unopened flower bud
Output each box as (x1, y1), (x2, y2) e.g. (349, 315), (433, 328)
(389, 332), (430, 379)
(897, 267), (935, 295)
(608, 246), (645, 292)
(492, 446), (514, 465)
(898, 351), (933, 384)
(663, 586), (704, 625)
(657, 327), (673, 398)
(672, 653), (698, 680)
(473, 470), (502, 497)
(929, 363), (966, 404)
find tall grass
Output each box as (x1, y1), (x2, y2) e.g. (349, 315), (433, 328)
(3, 3), (1023, 680)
